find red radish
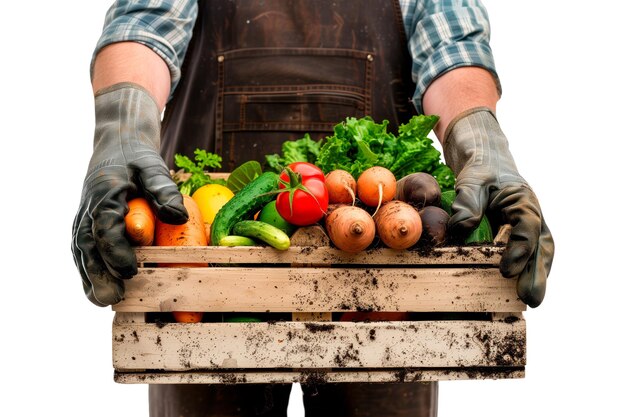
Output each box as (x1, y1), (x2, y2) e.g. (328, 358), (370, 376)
(356, 166), (396, 216)
(374, 200), (422, 250)
(325, 169), (357, 205)
(325, 205), (376, 253)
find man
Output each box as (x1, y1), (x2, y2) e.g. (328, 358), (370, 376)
(72, 1), (554, 416)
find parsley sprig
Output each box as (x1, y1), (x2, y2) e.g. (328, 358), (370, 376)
(173, 149), (226, 195)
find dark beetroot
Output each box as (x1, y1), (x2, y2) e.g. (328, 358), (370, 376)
(395, 172), (441, 209)
(418, 205), (449, 246)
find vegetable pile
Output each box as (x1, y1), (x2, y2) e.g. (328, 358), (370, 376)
(124, 114), (494, 266)
(121, 115), (498, 323)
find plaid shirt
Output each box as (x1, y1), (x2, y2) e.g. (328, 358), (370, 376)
(94, 0), (499, 113)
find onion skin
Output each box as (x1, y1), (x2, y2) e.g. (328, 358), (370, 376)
(374, 200), (422, 250)
(325, 205), (376, 253)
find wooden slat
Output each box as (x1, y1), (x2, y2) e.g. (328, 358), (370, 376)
(134, 245), (503, 266)
(290, 226), (333, 322)
(115, 367), (524, 384)
(113, 319), (525, 371)
(113, 312), (146, 324)
(112, 267), (525, 313)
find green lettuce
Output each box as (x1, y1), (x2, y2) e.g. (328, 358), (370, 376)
(263, 114), (455, 191)
(316, 114), (454, 190)
(265, 133), (321, 172)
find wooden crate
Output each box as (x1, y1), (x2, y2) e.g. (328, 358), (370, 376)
(112, 225), (525, 384)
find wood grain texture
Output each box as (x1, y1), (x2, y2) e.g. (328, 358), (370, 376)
(113, 318), (525, 371)
(133, 245), (503, 266)
(112, 266), (524, 313)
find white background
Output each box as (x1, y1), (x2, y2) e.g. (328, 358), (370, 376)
(2, 1), (624, 416)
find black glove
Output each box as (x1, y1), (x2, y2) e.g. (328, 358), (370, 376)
(72, 83), (188, 307)
(443, 107), (554, 307)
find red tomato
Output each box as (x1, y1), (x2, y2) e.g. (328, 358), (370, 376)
(276, 162), (329, 226)
(276, 177), (329, 226)
(279, 162), (325, 185)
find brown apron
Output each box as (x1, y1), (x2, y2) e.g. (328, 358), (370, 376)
(154, 1), (436, 416)
(161, 0), (417, 171)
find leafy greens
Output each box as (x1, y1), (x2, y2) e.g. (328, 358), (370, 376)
(264, 115), (456, 191)
(265, 133), (321, 173)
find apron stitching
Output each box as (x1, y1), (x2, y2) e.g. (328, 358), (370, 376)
(215, 55), (225, 156)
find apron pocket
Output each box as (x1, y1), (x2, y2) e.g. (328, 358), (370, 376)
(216, 47), (374, 169)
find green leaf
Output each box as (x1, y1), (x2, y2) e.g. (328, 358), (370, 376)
(264, 134), (322, 172)
(315, 133), (353, 174)
(431, 164), (456, 192)
(465, 216), (493, 244)
(397, 114), (439, 140)
(283, 133), (321, 164)
(265, 154), (283, 173)
(390, 146), (440, 179)
(440, 190), (456, 215)
(227, 160), (263, 194)
(174, 149), (225, 195)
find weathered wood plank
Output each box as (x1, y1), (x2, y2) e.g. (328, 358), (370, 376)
(115, 367), (525, 384)
(290, 226), (333, 322)
(113, 312), (146, 324)
(113, 267), (524, 313)
(113, 319), (525, 371)
(133, 245), (503, 266)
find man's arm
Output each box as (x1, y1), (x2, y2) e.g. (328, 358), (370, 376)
(92, 42), (171, 110)
(421, 67), (554, 308)
(73, 0), (198, 306)
(422, 67), (499, 141)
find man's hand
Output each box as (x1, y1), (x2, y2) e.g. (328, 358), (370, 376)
(71, 83), (188, 307)
(443, 107), (554, 307)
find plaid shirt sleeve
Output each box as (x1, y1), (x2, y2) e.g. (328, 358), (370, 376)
(399, 0), (501, 114)
(91, 0), (198, 95)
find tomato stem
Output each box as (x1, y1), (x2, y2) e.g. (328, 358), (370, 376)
(275, 167), (326, 216)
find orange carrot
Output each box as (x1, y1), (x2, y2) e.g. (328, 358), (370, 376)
(155, 194), (207, 322)
(125, 197), (156, 246)
(155, 194), (208, 250)
(356, 166), (396, 216)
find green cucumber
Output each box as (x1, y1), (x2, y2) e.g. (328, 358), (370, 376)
(232, 220), (291, 250)
(439, 189), (493, 244)
(211, 172), (279, 245)
(218, 236), (257, 247)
